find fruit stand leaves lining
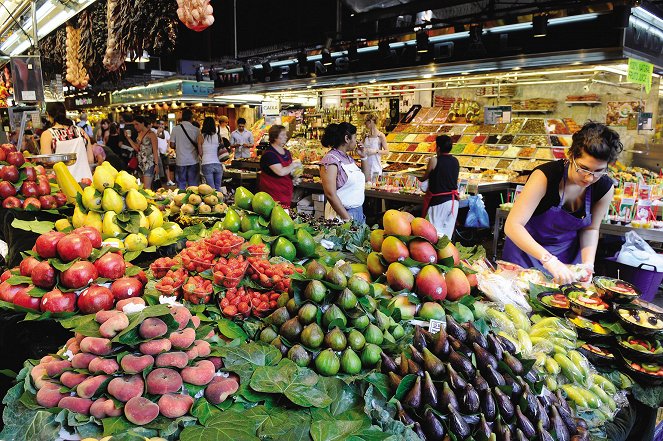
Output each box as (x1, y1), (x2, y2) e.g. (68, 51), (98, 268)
(181, 409), (261, 441)
(5, 275), (33, 285)
(249, 359), (333, 408)
(393, 374), (417, 401)
(217, 318), (248, 341)
(219, 342), (282, 383)
(244, 405), (312, 441)
(309, 409), (371, 441)
(113, 304), (179, 344)
(58, 313), (97, 332)
(10, 219), (56, 234)
(0, 382), (61, 441)
(190, 398), (219, 425)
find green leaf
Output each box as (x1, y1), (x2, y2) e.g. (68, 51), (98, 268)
(58, 313), (97, 332)
(11, 219), (55, 234)
(218, 319), (248, 341)
(444, 301), (474, 323)
(393, 374), (417, 401)
(102, 416), (134, 436)
(125, 265), (142, 277)
(123, 250), (141, 262)
(220, 342), (282, 383)
(0, 382), (61, 441)
(5, 275), (33, 286)
(27, 286), (49, 298)
(113, 305), (178, 344)
(49, 258), (77, 272)
(246, 405), (312, 441)
(310, 409), (371, 441)
(249, 359), (332, 408)
(180, 409), (261, 441)
(89, 246), (112, 262)
(0, 369), (17, 378)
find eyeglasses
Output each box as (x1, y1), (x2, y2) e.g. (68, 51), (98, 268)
(572, 159), (608, 179)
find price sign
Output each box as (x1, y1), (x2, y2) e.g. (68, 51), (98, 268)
(484, 106), (512, 125)
(627, 58), (653, 93)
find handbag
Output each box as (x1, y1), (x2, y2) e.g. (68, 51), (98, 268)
(128, 154), (138, 170)
(217, 134), (230, 161)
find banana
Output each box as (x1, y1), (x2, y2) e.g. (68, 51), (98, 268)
(575, 387), (602, 409)
(505, 304), (531, 332)
(592, 374), (617, 394)
(554, 353), (584, 384)
(561, 384), (588, 407)
(487, 309), (516, 332)
(590, 385), (616, 412)
(568, 350), (590, 379)
(517, 329), (533, 354)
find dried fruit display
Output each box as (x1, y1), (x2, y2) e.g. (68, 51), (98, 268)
(65, 25), (89, 88)
(521, 118), (547, 134)
(103, 0), (126, 71)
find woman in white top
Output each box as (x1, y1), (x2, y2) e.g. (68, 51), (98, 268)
(198, 117), (223, 190)
(361, 113), (388, 182)
(40, 102), (93, 182)
(218, 116), (230, 146)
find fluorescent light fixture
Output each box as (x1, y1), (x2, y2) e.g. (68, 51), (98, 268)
(10, 40), (30, 56)
(0, 33), (20, 52)
(38, 10), (68, 37)
(633, 6), (663, 28)
(36, 1), (56, 21)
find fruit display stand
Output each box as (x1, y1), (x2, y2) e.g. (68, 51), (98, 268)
(0, 192), (662, 439)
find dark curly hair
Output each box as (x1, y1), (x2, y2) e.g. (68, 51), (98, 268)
(321, 122), (357, 149)
(569, 121), (623, 163)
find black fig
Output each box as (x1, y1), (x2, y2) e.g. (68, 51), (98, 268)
(266, 306), (290, 327)
(460, 384), (480, 414)
(536, 398), (551, 431)
(519, 384), (537, 416)
(396, 401), (415, 425)
(447, 404), (471, 439)
(388, 372), (402, 391)
(515, 405), (536, 439)
(477, 414), (493, 439)
(537, 420), (555, 441)
(557, 390), (572, 414)
(557, 404), (579, 435)
(481, 387), (497, 422)
(523, 369), (539, 383)
(464, 321), (489, 349)
(484, 364), (506, 388)
(433, 327), (451, 359)
(380, 352), (398, 374)
(500, 425), (512, 441)
(494, 387), (515, 421)
(403, 376), (422, 409)
(409, 344), (425, 365)
(422, 348), (445, 378)
(514, 428), (528, 441)
(423, 408), (445, 439)
(551, 405), (570, 441)
(445, 315), (467, 342)
(474, 342), (498, 370)
(496, 334), (517, 354)
(440, 381), (459, 411)
(446, 363), (468, 392)
(414, 325), (427, 351)
(487, 333), (504, 360)
(575, 417), (588, 430)
(448, 335), (473, 359)
(448, 351), (475, 377)
(473, 372), (489, 392)
(413, 422), (428, 441)
(502, 351), (523, 375)
(408, 359), (424, 377)
(422, 372), (438, 408)
(399, 352), (409, 376)
(503, 374), (522, 398)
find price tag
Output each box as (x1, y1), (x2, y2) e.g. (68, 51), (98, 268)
(428, 319), (445, 334)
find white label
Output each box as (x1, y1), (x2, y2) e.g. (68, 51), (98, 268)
(429, 319), (445, 334)
(262, 101), (280, 116)
(21, 91), (36, 101)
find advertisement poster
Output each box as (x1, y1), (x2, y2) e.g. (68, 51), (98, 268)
(10, 56), (44, 103)
(606, 101), (645, 126)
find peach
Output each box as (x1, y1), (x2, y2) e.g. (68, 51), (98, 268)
(139, 339), (172, 355)
(36, 383), (66, 408)
(45, 359), (71, 378)
(191, 316), (201, 328)
(95, 310), (121, 324)
(90, 397), (123, 419)
(169, 328), (196, 349)
(204, 377), (239, 404)
(99, 313), (129, 338)
(116, 297), (145, 311)
(60, 371), (88, 388)
(170, 306), (192, 330)
(107, 375), (144, 402)
(186, 346), (199, 361)
(139, 317), (168, 339)
(80, 337), (112, 355)
(40, 355), (56, 364)
(208, 357), (223, 370)
(65, 337), (80, 354)
(71, 353), (96, 369)
(205, 330), (215, 339)
(76, 375), (109, 399)
(157, 393), (194, 418)
(146, 368), (183, 395)
(120, 354), (154, 374)
(30, 365), (48, 389)
(192, 340), (211, 357)
(181, 360), (215, 386)
(155, 352), (189, 369)
(88, 357), (119, 375)
(58, 396), (93, 415)
(124, 396), (159, 425)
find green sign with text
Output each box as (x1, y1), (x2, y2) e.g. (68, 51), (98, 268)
(627, 58), (654, 93)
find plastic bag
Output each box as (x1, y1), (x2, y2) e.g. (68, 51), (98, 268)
(616, 230), (663, 271)
(465, 194), (489, 228)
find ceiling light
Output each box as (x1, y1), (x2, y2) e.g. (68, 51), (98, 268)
(533, 15), (548, 37)
(369, 79), (377, 83)
(422, 74), (432, 79)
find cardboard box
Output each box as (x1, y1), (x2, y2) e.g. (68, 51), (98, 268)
(314, 210), (325, 219)
(313, 201), (325, 212)
(312, 194), (325, 202)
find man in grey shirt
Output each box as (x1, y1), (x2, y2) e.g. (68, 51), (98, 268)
(170, 109), (201, 189)
(230, 117), (254, 159)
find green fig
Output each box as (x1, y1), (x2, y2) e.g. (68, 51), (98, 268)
(305, 260), (327, 280)
(391, 324), (405, 340)
(286, 298), (300, 316)
(361, 343), (382, 368)
(364, 324), (384, 345)
(324, 327), (347, 351)
(337, 288), (358, 310)
(351, 315), (370, 330)
(362, 295), (378, 313)
(304, 280), (327, 303)
(375, 310), (390, 331)
(271, 336), (289, 356)
(347, 275), (370, 297)
(322, 305), (347, 330)
(297, 303), (318, 325)
(259, 327), (278, 343)
(325, 267), (347, 288)
(288, 345), (311, 367)
(383, 330), (396, 344)
(266, 306), (290, 327)
(300, 323), (324, 349)
(338, 262), (353, 279)
(277, 292), (290, 308)
(315, 349), (340, 376)
(347, 329), (366, 351)
(280, 317), (303, 342)
(341, 348), (362, 374)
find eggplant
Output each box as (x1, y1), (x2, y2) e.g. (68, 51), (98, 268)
(403, 376), (422, 409)
(537, 420), (555, 441)
(422, 372), (438, 408)
(448, 335), (473, 359)
(409, 344), (425, 365)
(414, 325), (428, 351)
(447, 404), (471, 439)
(502, 351), (524, 375)
(496, 334), (517, 354)
(464, 321), (489, 349)
(433, 327), (451, 359)
(503, 374), (522, 398)
(408, 359), (424, 377)
(396, 401), (416, 425)
(473, 372), (489, 392)
(494, 387), (515, 421)
(445, 315), (468, 342)
(484, 364), (506, 388)
(423, 408), (445, 439)
(388, 372), (402, 391)
(448, 350), (475, 377)
(380, 352), (398, 374)
(515, 405), (536, 439)
(551, 405), (571, 441)
(413, 422), (428, 441)
(440, 381), (459, 411)
(460, 383), (480, 414)
(481, 387), (497, 422)
(477, 414), (493, 440)
(473, 342), (498, 370)
(487, 333), (504, 360)
(422, 348), (445, 378)
(446, 363), (468, 391)
(399, 351), (409, 376)
(557, 404), (579, 436)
